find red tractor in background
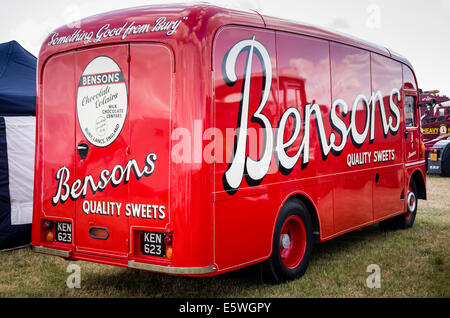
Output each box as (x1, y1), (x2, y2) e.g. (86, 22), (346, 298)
(419, 89), (450, 176)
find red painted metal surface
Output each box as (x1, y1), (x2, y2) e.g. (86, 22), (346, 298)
(32, 3), (426, 276)
(280, 215), (306, 269)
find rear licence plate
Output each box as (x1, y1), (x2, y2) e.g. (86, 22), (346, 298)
(141, 231), (166, 257)
(55, 221), (72, 243)
(430, 153), (437, 161)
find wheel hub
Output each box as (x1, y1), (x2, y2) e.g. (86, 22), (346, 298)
(279, 215), (307, 269)
(407, 191), (416, 213)
(281, 233), (291, 249)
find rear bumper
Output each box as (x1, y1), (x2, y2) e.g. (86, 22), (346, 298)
(31, 245), (216, 276)
(128, 260), (216, 275)
(31, 245), (71, 258)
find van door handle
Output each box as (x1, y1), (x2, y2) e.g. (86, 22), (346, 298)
(404, 130), (409, 140)
(78, 142), (89, 159)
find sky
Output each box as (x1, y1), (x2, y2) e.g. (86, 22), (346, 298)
(1, 0), (450, 97)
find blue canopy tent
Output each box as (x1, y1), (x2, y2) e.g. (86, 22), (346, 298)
(0, 40), (36, 250)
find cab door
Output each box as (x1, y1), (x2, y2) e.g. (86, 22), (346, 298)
(403, 65), (420, 164)
(404, 93), (420, 163)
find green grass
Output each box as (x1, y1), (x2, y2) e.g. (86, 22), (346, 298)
(1, 175), (449, 298)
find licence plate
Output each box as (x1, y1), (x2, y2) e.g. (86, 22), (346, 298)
(430, 153), (437, 161)
(55, 221), (72, 243)
(141, 231), (166, 257)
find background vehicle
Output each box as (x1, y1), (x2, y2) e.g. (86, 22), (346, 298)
(419, 90), (450, 176)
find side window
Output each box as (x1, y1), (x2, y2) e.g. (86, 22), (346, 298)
(404, 96), (416, 127)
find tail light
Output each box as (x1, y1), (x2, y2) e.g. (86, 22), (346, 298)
(42, 220), (54, 231)
(42, 220), (55, 243)
(166, 247), (173, 260)
(165, 228), (173, 260)
(41, 220), (55, 243)
(164, 229), (173, 246)
(46, 231), (55, 242)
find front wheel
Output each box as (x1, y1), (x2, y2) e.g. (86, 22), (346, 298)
(380, 179), (418, 230)
(263, 199), (313, 284)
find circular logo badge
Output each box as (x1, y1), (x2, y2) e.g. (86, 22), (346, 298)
(77, 56), (127, 147)
(440, 124), (447, 136)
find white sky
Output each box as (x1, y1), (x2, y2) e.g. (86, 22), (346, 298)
(1, 0), (449, 96)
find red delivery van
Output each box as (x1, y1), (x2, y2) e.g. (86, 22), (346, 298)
(31, 4), (426, 283)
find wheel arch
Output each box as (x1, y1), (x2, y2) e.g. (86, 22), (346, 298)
(410, 169), (426, 200)
(278, 192), (321, 244)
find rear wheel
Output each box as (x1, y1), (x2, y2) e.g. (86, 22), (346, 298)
(380, 179), (418, 230)
(263, 199), (313, 284)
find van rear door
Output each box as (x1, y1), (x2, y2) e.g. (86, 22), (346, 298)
(127, 43), (173, 258)
(74, 44), (130, 258)
(41, 42), (173, 260)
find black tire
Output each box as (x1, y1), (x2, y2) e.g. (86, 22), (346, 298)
(263, 199), (313, 284)
(379, 179), (418, 230)
(441, 146), (450, 177)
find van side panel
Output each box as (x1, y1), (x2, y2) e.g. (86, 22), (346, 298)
(330, 43), (373, 233)
(370, 53), (404, 220)
(212, 26), (409, 269)
(276, 32), (334, 238)
(213, 27), (279, 271)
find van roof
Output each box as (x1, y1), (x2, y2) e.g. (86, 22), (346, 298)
(39, 3), (413, 70)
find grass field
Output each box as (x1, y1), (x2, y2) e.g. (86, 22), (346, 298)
(0, 175), (448, 298)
